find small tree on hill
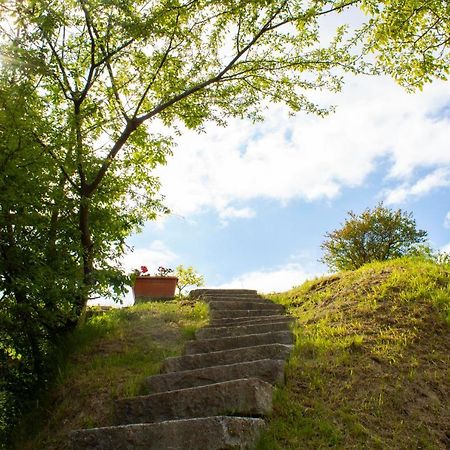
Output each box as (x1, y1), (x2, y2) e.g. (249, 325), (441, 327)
(321, 204), (428, 271)
(175, 265), (205, 297)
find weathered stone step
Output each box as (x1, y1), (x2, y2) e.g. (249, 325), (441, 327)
(201, 295), (265, 302)
(209, 300), (284, 311)
(70, 416), (265, 450)
(144, 359), (286, 393)
(191, 289), (258, 297)
(115, 378), (272, 425)
(185, 330), (294, 355)
(196, 321), (291, 339)
(162, 343), (293, 372)
(209, 315), (292, 328)
(211, 308), (285, 319)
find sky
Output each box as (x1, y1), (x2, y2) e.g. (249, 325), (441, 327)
(104, 71), (450, 307)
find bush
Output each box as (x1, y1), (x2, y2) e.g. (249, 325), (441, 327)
(175, 265), (205, 297)
(321, 203), (427, 271)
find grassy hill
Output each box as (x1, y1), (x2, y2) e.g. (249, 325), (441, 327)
(11, 257), (450, 449)
(260, 257), (450, 449)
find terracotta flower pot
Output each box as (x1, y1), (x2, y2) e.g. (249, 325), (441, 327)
(133, 276), (178, 303)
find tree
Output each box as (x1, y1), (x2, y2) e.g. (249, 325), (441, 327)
(0, 0), (355, 315)
(321, 203), (428, 271)
(0, 49), (167, 447)
(175, 265), (205, 296)
(0, 75), (75, 445)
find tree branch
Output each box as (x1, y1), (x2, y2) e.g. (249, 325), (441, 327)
(266, 0), (361, 32)
(77, 0), (97, 104)
(133, 9), (181, 118)
(94, 39), (135, 68)
(136, 2), (287, 124)
(32, 133), (79, 191)
(88, 13), (133, 121)
(40, 27), (75, 98)
(87, 2), (294, 194)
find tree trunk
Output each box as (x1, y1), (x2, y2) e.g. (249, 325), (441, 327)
(77, 193), (94, 318)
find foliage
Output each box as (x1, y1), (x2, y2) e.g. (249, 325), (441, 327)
(0, 70), (165, 446)
(261, 257), (450, 449)
(321, 203), (428, 271)
(0, 0), (366, 318)
(175, 265), (205, 296)
(0, 77), (78, 447)
(362, 0), (450, 90)
(409, 244), (450, 266)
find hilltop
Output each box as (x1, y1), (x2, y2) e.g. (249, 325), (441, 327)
(9, 257), (450, 449)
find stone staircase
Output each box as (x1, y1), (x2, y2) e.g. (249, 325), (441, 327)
(70, 289), (293, 450)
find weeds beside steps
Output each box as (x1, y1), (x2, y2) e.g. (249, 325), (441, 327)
(70, 289), (293, 450)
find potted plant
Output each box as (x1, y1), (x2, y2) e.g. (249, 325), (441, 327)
(132, 266), (178, 303)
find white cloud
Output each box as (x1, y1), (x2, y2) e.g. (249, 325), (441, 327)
(441, 243), (450, 254)
(216, 263), (320, 294)
(444, 212), (450, 229)
(121, 240), (177, 274)
(384, 168), (450, 204)
(219, 206), (256, 220)
(218, 205), (256, 226)
(156, 75), (450, 219)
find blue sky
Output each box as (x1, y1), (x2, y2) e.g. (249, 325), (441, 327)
(107, 73), (450, 307)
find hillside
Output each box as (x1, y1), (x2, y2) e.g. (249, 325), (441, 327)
(10, 301), (208, 450)
(261, 257), (450, 449)
(10, 257), (450, 449)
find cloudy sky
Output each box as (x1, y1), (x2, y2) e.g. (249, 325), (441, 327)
(107, 70), (450, 307)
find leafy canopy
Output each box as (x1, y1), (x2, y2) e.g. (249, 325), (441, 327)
(321, 203), (428, 271)
(362, 0), (450, 90)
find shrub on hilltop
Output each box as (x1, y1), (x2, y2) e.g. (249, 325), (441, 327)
(321, 203), (428, 271)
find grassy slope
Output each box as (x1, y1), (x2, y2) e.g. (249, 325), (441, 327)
(259, 257), (450, 450)
(12, 300), (208, 450)
(11, 258), (450, 450)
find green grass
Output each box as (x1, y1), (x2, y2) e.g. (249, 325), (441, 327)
(10, 258), (450, 450)
(258, 257), (450, 450)
(11, 300), (208, 450)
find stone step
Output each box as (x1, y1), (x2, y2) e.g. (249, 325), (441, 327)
(162, 343), (293, 372)
(70, 416), (265, 450)
(211, 309), (285, 319)
(202, 295), (273, 303)
(209, 315), (293, 328)
(144, 359), (286, 393)
(184, 330), (294, 355)
(196, 321), (291, 339)
(191, 289), (258, 298)
(115, 378), (272, 425)
(209, 300), (284, 311)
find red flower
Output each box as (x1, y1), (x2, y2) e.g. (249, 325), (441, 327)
(140, 265), (148, 273)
